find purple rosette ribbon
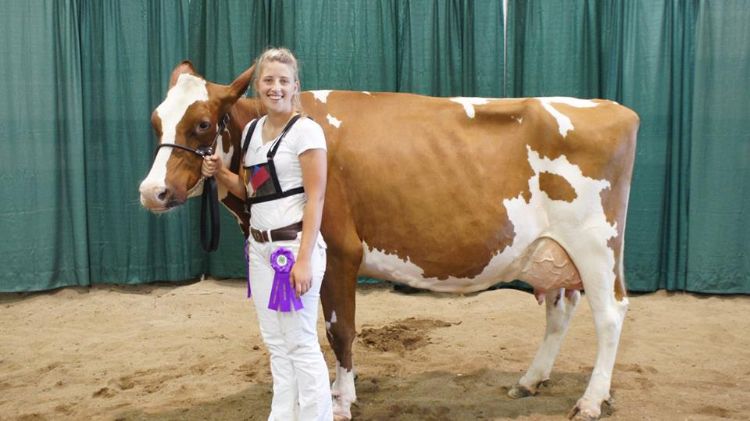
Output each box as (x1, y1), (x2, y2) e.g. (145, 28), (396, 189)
(268, 247), (303, 312)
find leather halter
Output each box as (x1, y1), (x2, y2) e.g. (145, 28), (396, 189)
(152, 114), (229, 252)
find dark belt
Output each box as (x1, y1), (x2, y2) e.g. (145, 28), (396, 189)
(250, 221), (303, 243)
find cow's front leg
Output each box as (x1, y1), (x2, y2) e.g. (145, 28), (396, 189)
(509, 288), (580, 398)
(321, 245), (361, 420)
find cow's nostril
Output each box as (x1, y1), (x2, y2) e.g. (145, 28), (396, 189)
(157, 188), (169, 201)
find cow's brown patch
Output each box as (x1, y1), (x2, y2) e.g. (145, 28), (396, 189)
(539, 172), (577, 202)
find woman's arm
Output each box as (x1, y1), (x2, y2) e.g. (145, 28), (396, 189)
(291, 148), (327, 297)
(202, 154), (246, 199)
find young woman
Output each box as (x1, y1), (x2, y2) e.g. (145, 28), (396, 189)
(202, 47), (332, 420)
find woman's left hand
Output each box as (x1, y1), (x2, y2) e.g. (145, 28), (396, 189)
(290, 259), (312, 297)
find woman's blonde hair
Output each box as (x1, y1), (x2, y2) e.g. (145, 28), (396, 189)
(253, 47), (303, 113)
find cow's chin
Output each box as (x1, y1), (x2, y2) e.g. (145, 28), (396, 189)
(141, 201), (184, 215)
(139, 195), (187, 214)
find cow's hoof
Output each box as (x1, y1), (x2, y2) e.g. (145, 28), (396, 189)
(568, 394), (614, 420)
(508, 380), (548, 399)
(567, 398), (603, 420)
(508, 384), (535, 399)
(333, 398), (353, 421)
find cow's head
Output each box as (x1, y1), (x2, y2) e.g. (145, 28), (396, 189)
(139, 61), (254, 212)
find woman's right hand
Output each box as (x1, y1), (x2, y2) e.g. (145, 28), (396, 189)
(202, 154), (222, 177)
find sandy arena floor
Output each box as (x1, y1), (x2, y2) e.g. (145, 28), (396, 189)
(1, 279), (749, 420)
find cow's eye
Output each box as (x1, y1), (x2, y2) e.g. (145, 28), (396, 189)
(197, 120), (211, 132)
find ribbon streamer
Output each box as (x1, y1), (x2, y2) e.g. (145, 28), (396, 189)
(268, 247), (303, 312)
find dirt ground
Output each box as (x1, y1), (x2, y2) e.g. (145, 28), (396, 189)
(1, 279), (749, 421)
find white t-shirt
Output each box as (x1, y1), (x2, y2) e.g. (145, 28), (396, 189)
(242, 115), (327, 231)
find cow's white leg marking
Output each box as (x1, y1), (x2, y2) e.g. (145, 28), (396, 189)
(510, 289), (580, 397)
(331, 360), (356, 420)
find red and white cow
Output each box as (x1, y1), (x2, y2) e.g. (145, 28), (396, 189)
(139, 62), (639, 420)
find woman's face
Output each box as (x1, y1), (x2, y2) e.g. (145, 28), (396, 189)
(256, 61), (298, 115)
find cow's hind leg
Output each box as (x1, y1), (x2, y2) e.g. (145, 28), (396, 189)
(509, 288), (580, 398)
(321, 239), (361, 420)
(568, 253), (628, 420)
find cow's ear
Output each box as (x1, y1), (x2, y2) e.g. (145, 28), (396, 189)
(169, 61), (197, 88)
(228, 64), (255, 101)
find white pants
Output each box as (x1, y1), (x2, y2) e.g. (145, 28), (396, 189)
(247, 235), (333, 421)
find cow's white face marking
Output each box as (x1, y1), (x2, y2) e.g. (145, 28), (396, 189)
(327, 113), (342, 128)
(141, 74), (209, 194)
(537, 97), (598, 138)
(359, 145), (617, 293)
(450, 97), (489, 118)
(312, 90), (332, 103)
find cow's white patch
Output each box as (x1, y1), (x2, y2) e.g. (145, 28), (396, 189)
(513, 115), (523, 124)
(359, 145), (616, 294)
(327, 113), (342, 128)
(325, 310), (338, 332)
(142, 74), (209, 188)
(331, 360), (356, 419)
(312, 90), (332, 103)
(450, 97), (489, 119)
(538, 97), (598, 138)
(362, 91), (371, 95)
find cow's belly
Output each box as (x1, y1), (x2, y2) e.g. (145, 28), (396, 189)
(359, 243), (513, 293)
(359, 236), (583, 294)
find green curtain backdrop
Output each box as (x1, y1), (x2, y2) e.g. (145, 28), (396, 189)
(0, 0), (89, 290)
(0, 0), (747, 293)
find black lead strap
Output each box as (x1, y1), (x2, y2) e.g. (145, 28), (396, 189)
(200, 176), (220, 252)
